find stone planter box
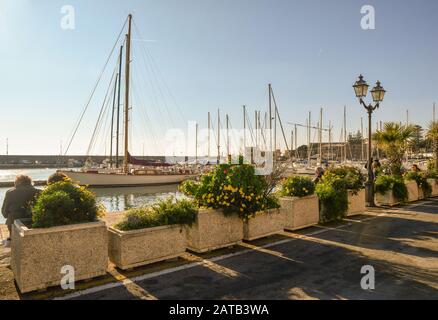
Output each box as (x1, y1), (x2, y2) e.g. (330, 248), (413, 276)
(374, 190), (400, 207)
(243, 208), (284, 241)
(405, 180), (419, 202)
(375, 190), (400, 207)
(108, 224), (187, 270)
(11, 219), (107, 293)
(279, 195), (319, 231)
(347, 189), (366, 216)
(418, 186), (425, 200)
(427, 179), (438, 197)
(186, 209), (243, 253)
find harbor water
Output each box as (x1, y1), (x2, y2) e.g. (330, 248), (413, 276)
(0, 168), (183, 224)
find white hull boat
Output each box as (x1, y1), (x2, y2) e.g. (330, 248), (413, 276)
(58, 170), (195, 187)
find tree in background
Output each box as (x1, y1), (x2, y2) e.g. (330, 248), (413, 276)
(409, 125), (426, 154)
(426, 121), (438, 171)
(372, 122), (414, 175)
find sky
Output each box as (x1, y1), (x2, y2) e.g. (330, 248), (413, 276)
(1, 0), (438, 156)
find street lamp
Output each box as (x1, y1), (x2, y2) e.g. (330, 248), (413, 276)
(353, 75), (386, 207)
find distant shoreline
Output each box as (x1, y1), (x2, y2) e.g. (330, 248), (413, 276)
(0, 164), (76, 170)
(0, 180), (46, 188)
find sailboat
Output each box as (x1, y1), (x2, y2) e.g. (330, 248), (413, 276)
(60, 14), (197, 187)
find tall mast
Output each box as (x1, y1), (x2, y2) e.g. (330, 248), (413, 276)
(243, 105), (246, 151)
(343, 106), (347, 163)
(207, 112), (211, 159)
(255, 111), (258, 149)
(307, 111), (311, 166)
(319, 108), (323, 164)
(328, 121), (332, 161)
(115, 44), (123, 168)
(294, 124), (298, 159)
(217, 109), (220, 164)
(268, 84), (272, 153)
(195, 122), (198, 164)
(226, 114), (230, 162)
(290, 129), (293, 158)
(123, 14), (132, 173)
(434, 102), (436, 123)
(109, 72), (118, 168)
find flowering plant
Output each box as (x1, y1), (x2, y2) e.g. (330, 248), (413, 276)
(280, 176), (315, 198)
(326, 166), (365, 194)
(315, 172), (348, 222)
(180, 164), (279, 220)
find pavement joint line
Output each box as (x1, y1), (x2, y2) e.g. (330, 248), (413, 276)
(405, 201), (432, 210)
(55, 214), (382, 300)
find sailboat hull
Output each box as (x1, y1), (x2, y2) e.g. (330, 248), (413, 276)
(58, 170), (194, 187)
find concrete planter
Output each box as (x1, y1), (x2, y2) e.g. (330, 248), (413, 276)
(243, 208), (284, 241)
(418, 186), (425, 200)
(347, 189), (366, 216)
(427, 179), (438, 197)
(108, 224), (186, 270)
(186, 208), (243, 253)
(279, 195), (319, 231)
(405, 180), (419, 202)
(11, 219), (107, 293)
(375, 190), (400, 206)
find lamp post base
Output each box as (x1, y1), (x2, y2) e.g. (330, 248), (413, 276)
(365, 180), (375, 207)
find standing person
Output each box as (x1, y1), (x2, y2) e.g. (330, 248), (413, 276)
(411, 164), (421, 172)
(1, 175), (40, 247)
(313, 167), (325, 185)
(372, 159), (382, 178)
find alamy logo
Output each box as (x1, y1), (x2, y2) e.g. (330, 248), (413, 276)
(60, 265), (75, 290)
(360, 265), (375, 290)
(361, 5), (375, 30)
(60, 5), (75, 30)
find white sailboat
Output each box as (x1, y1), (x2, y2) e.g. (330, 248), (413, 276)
(60, 14), (197, 187)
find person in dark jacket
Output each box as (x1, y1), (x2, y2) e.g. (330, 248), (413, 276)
(313, 167), (325, 185)
(2, 175), (40, 244)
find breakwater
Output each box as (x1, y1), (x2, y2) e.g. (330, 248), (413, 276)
(0, 180), (46, 188)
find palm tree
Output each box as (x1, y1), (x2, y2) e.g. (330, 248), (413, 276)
(372, 122), (415, 175)
(426, 121), (438, 171)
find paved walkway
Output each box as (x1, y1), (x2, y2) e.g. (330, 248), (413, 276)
(70, 201), (438, 300)
(1, 201), (437, 300)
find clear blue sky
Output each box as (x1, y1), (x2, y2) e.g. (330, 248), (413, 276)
(1, 0), (437, 155)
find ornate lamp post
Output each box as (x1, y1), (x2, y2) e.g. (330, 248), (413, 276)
(353, 75), (386, 207)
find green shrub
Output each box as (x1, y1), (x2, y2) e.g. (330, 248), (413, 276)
(32, 181), (103, 228)
(179, 164), (279, 220)
(280, 176), (315, 197)
(374, 175), (408, 202)
(426, 169), (438, 180)
(115, 196), (197, 231)
(315, 172), (348, 222)
(404, 171), (431, 197)
(326, 166), (365, 194)
(427, 159), (435, 171)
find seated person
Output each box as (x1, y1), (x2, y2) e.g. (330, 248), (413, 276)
(2, 175), (40, 246)
(47, 172), (69, 184)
